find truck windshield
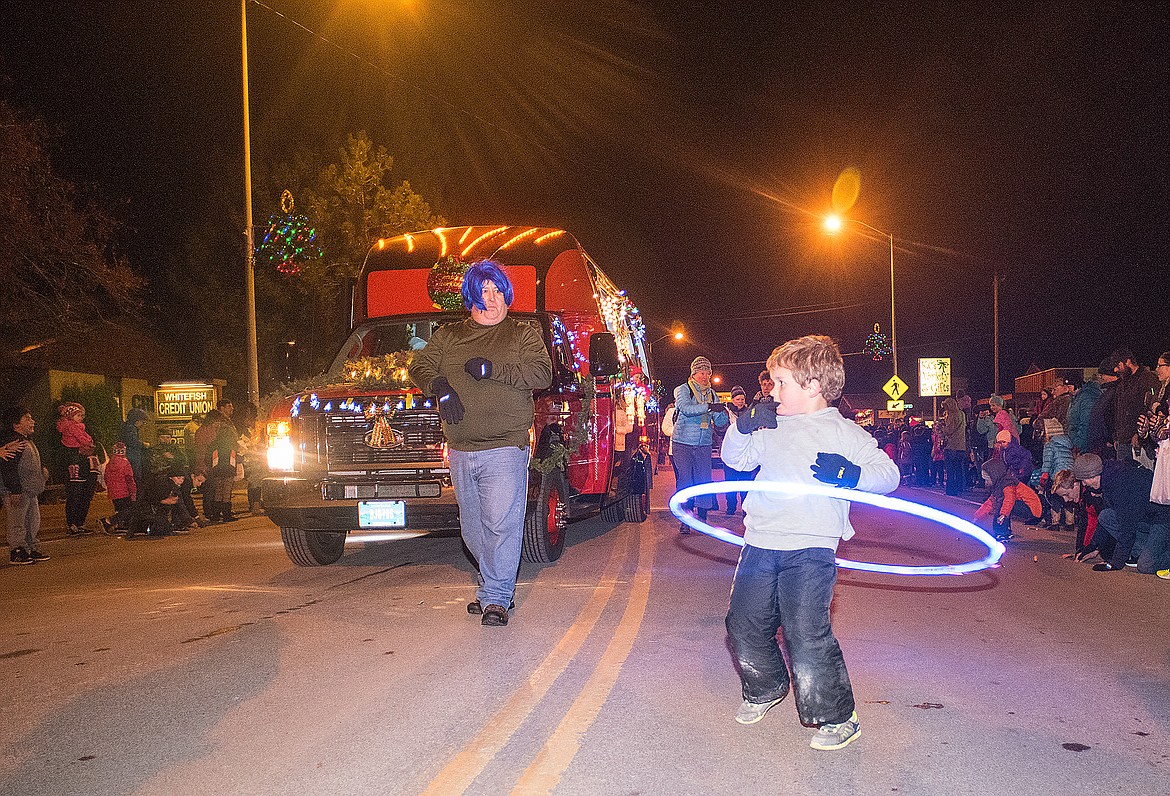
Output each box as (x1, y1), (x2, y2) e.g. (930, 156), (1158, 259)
(328, 318), (448, 374)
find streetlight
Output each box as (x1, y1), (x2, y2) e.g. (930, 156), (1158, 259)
(241, 0), (260, 405)
(824, 214), (898, 378)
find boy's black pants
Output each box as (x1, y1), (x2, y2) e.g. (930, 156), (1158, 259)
(726, 545), (855, 726)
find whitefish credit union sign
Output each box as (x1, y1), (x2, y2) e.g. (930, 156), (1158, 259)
(154, 383), (218, 421)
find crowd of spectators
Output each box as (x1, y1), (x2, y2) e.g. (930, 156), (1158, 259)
(2, 397), (265, 565)
(863, 346), (1170, 580)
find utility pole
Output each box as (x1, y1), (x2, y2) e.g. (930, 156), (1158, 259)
(993, 270), (1000, 396)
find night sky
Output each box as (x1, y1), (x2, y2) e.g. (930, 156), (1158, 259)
(3, 1), (1167, 399)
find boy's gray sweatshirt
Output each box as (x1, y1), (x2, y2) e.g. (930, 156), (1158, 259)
(721, 407), (901, 551)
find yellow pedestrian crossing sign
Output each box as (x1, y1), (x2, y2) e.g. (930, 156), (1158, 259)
(882, 374), (910, 400)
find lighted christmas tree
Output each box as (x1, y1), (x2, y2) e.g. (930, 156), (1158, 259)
(864, 323), (892, 361)
(256, 190), (322, 276)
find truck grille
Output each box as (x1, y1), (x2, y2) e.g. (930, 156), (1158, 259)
(324, 408), (445, 467)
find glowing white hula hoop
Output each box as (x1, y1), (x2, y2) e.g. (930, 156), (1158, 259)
(669, 481), (1005, 576)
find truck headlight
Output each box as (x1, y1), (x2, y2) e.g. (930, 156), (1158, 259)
(267, 420), (295, 471)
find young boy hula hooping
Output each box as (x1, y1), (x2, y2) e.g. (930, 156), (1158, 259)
(720, 335), (901, 750)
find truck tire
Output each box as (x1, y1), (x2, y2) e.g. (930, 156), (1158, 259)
(623, 461), (652, 523)
(523, 470), (568, 563)
(281, 527), (346, 566)
(600, 498), (625, 523)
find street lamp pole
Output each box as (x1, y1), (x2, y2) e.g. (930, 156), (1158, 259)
(241, 0), (260, 405)
(826, 216), (898, 377)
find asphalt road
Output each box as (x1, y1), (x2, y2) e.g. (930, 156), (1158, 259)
(2, 476), (1167, 796)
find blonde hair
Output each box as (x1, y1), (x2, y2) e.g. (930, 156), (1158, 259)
(766, 335), (846, 402)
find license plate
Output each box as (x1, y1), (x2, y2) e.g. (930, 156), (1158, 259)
(358, 500), (406, 528)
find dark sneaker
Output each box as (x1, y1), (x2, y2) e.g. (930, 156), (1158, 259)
(1093, 562), (1120, 572)
(10, 547), (34, 565)
(480, 604), (509, 626)
(1125, 558), (1139, 568)
(100, 517), (115, 535)
(27, 549), (50, 561)
(811, 711), (861, 750)
(467, 599), (514, 615)
(734, 696), (785, 725)
(68, 525), (94, 536)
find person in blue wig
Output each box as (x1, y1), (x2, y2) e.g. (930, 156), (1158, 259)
(409, 260), (553, 627)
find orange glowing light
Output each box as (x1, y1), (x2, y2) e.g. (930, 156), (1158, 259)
(435, 228), (449, 258)
(823, 214), (844, 233)
(535, 229), (566, 245)
(404, 234), (415, 253)
(458, 227), (474, 245)
(498, 227), (540, 250)
(462, 226), (508, 258)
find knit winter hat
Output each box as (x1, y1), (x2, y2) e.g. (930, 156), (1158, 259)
(112, 441), (127, 455)
(730, 385), (746, 400)
(995, 430), (1012, 444)
(690, 356), (712, 375)
(59, 402), (83, 420)
(1072, 453), (1103, 480)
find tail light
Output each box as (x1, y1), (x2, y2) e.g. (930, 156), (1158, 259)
(267, 420), (295, 472)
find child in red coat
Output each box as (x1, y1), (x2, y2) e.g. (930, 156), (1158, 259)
(100, 442), (137, 534)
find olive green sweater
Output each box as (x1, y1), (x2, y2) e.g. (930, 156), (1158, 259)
(408, 317), (553, 451)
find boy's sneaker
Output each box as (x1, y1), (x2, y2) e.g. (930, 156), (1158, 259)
(1157, 569), (1170, 580)
(10, 547), (34, 565)
(734, 696), (785, 725)
(27, 549), (50, 561)
(100, 517), (115, 535)
(67, 525), (94, 536)
(810, 711), (861, 750)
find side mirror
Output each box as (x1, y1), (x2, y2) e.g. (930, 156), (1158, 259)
(588, 332), (621, 377)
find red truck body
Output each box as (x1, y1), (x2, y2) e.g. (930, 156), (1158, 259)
(262, 225), (659, 566)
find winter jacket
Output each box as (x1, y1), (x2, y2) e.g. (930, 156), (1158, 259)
(120, 408), (150, 480)
(939, 398), (966, 451)
(103, 454), (137, 501)
(1114, 366), (1161, 444)
(0, 429), (46, 497)
(671, 379), (728, 448)
(1066, 381), (1101, 453)
(1041, 434), (1074, 479)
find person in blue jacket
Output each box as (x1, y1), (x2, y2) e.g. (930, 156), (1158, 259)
(672, 356), (729, 533)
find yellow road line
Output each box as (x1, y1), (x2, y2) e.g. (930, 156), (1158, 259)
(418, 526), (633, 796)
(510, 525), (658, 795)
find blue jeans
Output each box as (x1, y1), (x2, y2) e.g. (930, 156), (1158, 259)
(1097, 507), (1149, 568)
(672, 441), (716, 511)
(726, 545), (855, 726)
(449, 446), (530, 608)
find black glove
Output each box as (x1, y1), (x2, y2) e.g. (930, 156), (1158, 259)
(430, 376), (464, 424)
(736, 399), (778, 434)
(464, 357), (493, 380)
(707, 402), (724, 414)
(811, 452), (861, 489)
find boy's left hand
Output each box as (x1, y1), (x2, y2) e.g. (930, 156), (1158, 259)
(811, 452), (861, 489)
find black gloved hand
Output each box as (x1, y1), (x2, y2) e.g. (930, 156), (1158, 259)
(464, 357), (493, 380)
(810, 452), (861, 489)
(430, 376), (464, 424)
(735, 398), (778, 433)
(707, 402), (724, 414)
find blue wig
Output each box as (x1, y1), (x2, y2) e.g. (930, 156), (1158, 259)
(461, 260), (514, 311)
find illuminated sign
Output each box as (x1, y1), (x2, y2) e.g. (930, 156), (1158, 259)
(154, 383), (218, 420)
(918, 358), (952, 397)
(882, 374), (910, 400)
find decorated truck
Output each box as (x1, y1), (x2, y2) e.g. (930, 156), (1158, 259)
(262, 225), (660, 566)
